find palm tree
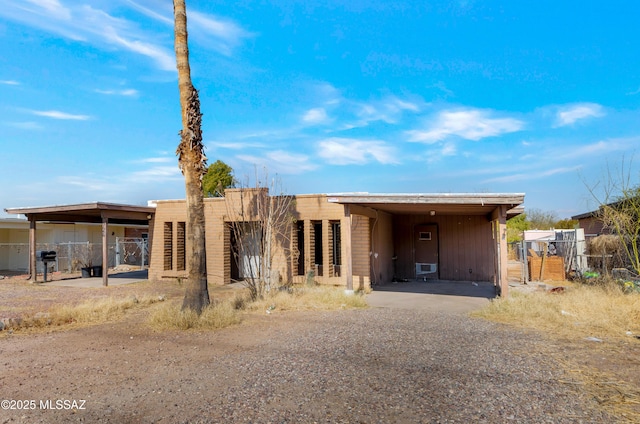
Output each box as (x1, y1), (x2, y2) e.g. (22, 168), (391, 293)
(173, 0), (210, 314)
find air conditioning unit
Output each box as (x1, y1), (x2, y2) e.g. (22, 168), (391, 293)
(416, 262), (437, 275)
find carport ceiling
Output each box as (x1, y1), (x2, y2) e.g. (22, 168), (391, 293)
(4, 202), (155, 225)
(327, 193), (525, 217)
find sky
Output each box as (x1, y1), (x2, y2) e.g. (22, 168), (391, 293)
(1, 0), (639, 219)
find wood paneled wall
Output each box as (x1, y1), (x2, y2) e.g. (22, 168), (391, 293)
(392, 214), (494, 282)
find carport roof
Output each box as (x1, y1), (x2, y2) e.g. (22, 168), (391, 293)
(4, 202), (155, 225)
(326, 192), (525, 217)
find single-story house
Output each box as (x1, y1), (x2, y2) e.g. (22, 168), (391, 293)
(150, 190), (524, 296)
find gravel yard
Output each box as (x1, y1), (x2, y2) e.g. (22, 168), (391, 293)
(1, 298), (613, 423)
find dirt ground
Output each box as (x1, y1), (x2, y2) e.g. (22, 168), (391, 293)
(1, 274), (640, 423)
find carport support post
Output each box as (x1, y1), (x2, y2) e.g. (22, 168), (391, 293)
(342, 205), (353, 291)
(29, 218), (37, 283)
(491, 205), (509, 298)
(101, 216), (109, 287)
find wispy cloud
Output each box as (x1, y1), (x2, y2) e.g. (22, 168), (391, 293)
(555, 103), (604, 126)
(29, 109), (91, 120)
(0, 1), (252, 72)
(317, 137), (398, 165)
(482, 166), (580, 184)
(346, 95), (422, 128)
(132, 156), (174, 164)
(95, 88), (139, 96)
(302, 107), (329, 124)
(237, 150), (318, 174)
(406, 108), (523, 143)
(130, 166), (182, 182)
(626, 86), (640, 96)
(4, 121), (42, 130)
(189, 11), (254, 56)
(0, 80), (20, 85)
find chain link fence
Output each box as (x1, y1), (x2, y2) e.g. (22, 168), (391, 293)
(507, 230), (588, 283)
(0, 238), (148, 275)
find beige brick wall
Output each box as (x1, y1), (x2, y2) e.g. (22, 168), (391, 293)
(149, 193), (370, 289)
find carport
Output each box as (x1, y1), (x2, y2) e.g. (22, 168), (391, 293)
(327, 193), (524, 297)
(4, 202), (155, 286)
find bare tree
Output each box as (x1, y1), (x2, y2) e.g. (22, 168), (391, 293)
(226, 171), (295, 300)
(173, 0), (210, 313)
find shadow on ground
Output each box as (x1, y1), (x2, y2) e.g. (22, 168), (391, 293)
(373, 279), (496, 299)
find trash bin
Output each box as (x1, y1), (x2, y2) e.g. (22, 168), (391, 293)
(92, 266), (103, 278)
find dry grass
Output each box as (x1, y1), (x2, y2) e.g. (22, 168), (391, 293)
(147, 284), (367, 331)
(473, 283), (640, 422)
(147, 300), (242, 331)
(7, 295), (165, 333)
(472, 283), (640, 341)
(239, 285), (368, 313)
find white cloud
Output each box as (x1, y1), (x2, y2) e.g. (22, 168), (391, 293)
(4, 121), (42, 130)
(133, 157), (174, 164)
(406, 108), (524, 143)
(29, 110), (91, 120)
(24, 0), (71, 20)
(482, 166), (579, 184)
(317, 138), (398, 165)
(95, 88), (139, 96)
(302, 108), (329, 124)
(130, 166), (182, 182)
(0, 80), (20, 85)
(350, 95), (422, 127)
(555, 103), (604, 126)
(237, 150), (318, 174)
(0, 1), (252, 72)
(189, 11), (254, 56)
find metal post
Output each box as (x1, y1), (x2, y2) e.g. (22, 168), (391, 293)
(115, 237), (121, 267)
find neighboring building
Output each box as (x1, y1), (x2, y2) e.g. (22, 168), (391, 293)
(1, 204), (151, 276)
(150, 190), (524, 296)
(571, 209), (607, 236)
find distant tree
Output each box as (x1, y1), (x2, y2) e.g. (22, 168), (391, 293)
(526, 208), (558, 230)
(173, 0), (210, 314)
(507, 213), (529, 242)
(202, 160), (235, 197)
(554, 218), (578, 229)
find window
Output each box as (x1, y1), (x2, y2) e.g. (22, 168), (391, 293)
(176, 222), (186, 271)
(419, 231), (431, 241)
(331, 221), (341, 276)
(163, 222), (173, 270)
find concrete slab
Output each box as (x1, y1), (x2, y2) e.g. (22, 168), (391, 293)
(46, 270), (148, 288)
(366, 280), (496, 314)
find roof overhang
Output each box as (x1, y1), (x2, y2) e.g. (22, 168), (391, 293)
(4, 202), (155, 226)
(326, 193), (525, 219)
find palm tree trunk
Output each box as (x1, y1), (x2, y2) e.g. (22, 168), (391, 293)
(173, 0), (210, 314)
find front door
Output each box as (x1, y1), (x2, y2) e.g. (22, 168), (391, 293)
(414, 224), (439, 280)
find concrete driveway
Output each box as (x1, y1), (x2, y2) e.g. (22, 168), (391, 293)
(366, 280), (496, 313)
(46, 270), (149, 288)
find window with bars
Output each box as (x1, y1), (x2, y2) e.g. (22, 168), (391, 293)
(177, 222), (186, 271)
(163, 222), (173, 270)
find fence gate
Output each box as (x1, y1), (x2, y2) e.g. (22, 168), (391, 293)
(115, 237), (148, 268)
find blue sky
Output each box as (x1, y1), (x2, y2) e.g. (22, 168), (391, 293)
(1, 0), (639, 219)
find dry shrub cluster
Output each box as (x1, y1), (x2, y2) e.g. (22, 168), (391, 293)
(588, 235), (629, 271)
(474, 283), (640, 421)
(9, 295), (164, 332)
(148, 301), (241, 330)
(148, 284), (367, 331)
(473, 283), (640, 340)
(240, 285), (368, 312)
